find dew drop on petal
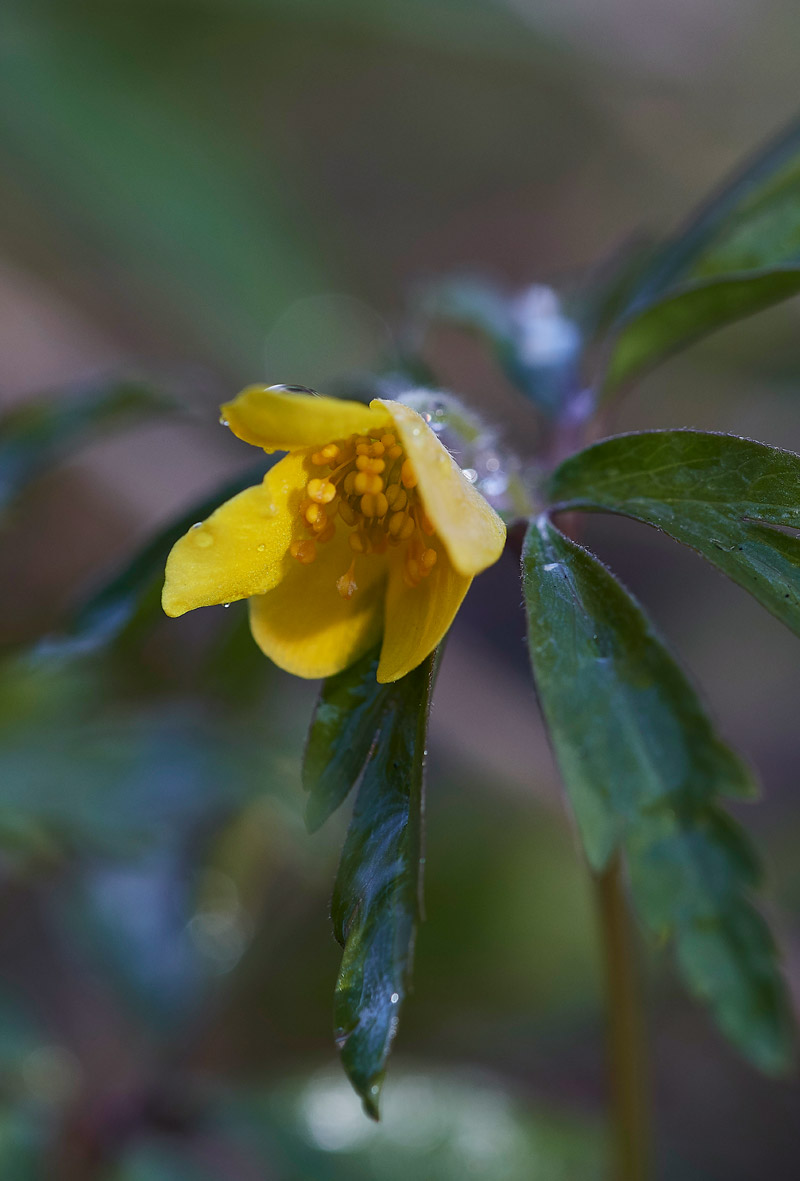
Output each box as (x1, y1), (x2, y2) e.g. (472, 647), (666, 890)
(462, 468), (478, 483)
(219, 416), (229, 426)
(257, 544), (266, 552)
(223, 603), (231, 608)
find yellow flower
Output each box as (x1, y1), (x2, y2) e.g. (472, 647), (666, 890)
(162, 386), (506, 683)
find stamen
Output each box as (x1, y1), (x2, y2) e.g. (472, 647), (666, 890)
(307, 477), (337, 504)
(337, 559), (358, 599)
(297, 430), (439, 597)
(401, 458), (418, 488)
(354, 472), (384, 496)
(290, 539), (317, 564)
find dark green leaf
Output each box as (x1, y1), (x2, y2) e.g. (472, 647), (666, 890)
(331, 653), (436, 1117)
(0, 379), (174, 514)
(548, 430), (800, 639)
(522, 518), (793, 1070)
(33, 463), (267, 660)
(303, 645), (389, 832)
(603, 267), (800, 394)
(629, 116), (800, 306)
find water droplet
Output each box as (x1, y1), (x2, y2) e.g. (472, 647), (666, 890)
(223, 603), (231, 608)
(257, 543), (266, 552)
(543, 562), (559, 572)
(462, 468), (478, 483)
(390, 992), (399, 1004)
(271, 383), (317, 395)
(190, 521), (203, 530)
(193, 531), (213, 548)
(219, 416), (229, 427)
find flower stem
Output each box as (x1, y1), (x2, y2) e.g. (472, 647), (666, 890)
(594, 856), (650, 1181)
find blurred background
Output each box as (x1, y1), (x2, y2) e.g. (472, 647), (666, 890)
(2, 1), (800, 1177)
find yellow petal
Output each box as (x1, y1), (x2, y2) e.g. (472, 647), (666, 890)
(162, 452), (307, 617)
(222, 385), (392, 453)
(377, 542), (471, 683)
(377, 399), (506, 577)
(248, 526), (387, 679)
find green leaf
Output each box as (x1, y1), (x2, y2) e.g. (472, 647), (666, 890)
(599, 118), (800, 393)
(522, 518), (793, 1070)
(330, 653), (437, 1117)
(629, 117), (800, 304)
(33, 463), (267, 660)
(548, 430), (800, 639)
(0, 379), (174, 515)
(603, 267), (800, 394)
(303, 646), (389, 832)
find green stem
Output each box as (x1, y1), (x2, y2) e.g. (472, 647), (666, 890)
(595, 857), (650, 1181)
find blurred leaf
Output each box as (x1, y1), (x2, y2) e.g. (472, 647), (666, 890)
(226, 1066), (607, 1181)
(331, 654), (436, 1116)
(629, 116), (800, 304)
(599, 117), (800, 393)
(417, 277), (582, 415)
(522, 518), (793, 1071)
(0, 2), (327, 372)
(548, 430), (800, 639)
(0, 380), (173, 515)
(303, 646), (388, 832)
(35, 463), (266, 659)
(603, 268), (800, 394)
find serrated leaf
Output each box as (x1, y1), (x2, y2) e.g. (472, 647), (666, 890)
(603, 267), (800, 394)
(522, 517), (793, 1071)
(302, 645), (390, 832)
(330, 653), (436, 1117)
(548, 430), (800, 639)
(0, 379), (174, 514)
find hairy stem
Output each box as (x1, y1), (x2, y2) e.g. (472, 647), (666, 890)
(595, 857), (650, 1181)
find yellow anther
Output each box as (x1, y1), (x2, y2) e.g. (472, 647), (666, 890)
(399, 515), (416, 540)
(338, 500), (358, 526)
(336, 560), (358, 599)
(419, 510), (435, 535)
(361, 492), (388, 517)
(311, 451), (328, 466)
(305, 502), (324, 527)
(387, 444), (403, 460)
(343, 471), (358, 496)
(307, 478), (337, 504)
(421, 547), (437, 571)
(370, 441), (385, 457)
(355, 454), (386, 474)
(388, 511), (406, 537)
(380, 434), (396, 449)
(385, 483), (400, 507)
(356, 441), (371, 455)
(290, 539), (317, 564)
(401, 458), (418, 488)
(354, 471), (384, 496)
(349, 531), (369, 553)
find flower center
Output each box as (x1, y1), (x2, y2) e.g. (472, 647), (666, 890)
(288, 432), (438, 598)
